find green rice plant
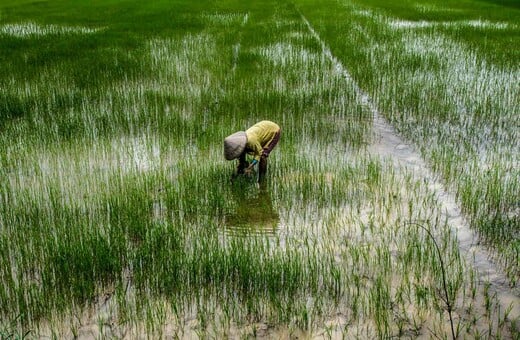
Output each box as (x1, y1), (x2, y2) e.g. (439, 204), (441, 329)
(0, 0), (516, 338)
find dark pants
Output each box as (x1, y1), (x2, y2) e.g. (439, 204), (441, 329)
(258, 155), (268, 182)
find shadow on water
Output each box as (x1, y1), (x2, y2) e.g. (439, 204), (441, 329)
(223, 177), (279, 236)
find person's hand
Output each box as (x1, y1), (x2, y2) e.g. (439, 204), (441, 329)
(244, 167), (252, 175)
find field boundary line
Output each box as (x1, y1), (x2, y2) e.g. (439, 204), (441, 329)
(297, 9), (519, 322)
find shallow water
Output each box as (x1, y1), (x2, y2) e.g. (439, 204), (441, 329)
(371, 115), (520, 323)
(300, 10), (520, 325)
(222, 179), (279, 236)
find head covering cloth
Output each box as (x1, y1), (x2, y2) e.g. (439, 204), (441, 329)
(224, 131), (247, 160)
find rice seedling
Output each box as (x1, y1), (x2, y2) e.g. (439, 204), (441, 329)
(295, 0), (519, 285)
(0, 0), (518, 338)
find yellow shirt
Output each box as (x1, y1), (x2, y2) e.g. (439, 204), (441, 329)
(245, 121), (280, 161)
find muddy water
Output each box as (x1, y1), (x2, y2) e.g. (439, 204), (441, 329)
(300, 12), (519, 324)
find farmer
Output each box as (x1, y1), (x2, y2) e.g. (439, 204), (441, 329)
(224, 120), (281, 182)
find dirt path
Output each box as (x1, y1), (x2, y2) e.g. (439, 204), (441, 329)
(299, 11), (520, 324)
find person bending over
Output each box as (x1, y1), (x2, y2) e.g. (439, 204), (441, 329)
(224, 120), (281, 182)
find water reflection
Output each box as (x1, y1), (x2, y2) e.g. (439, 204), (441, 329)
(224, 181), (279, 236)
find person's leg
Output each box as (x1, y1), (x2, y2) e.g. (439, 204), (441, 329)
(258, 155), (267, 182)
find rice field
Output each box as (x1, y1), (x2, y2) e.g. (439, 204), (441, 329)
(0, 0), (518, 338)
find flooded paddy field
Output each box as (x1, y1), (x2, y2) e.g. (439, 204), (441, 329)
(0, 0), (518, 338)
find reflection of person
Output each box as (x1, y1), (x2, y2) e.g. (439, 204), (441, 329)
(226, 182), (279, 234)
(224, 120), (281, 182)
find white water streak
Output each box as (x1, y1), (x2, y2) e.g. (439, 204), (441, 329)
(0, 22), (104, 38)
(389, 19), (513, 30)
(201, 12), (249, 26)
